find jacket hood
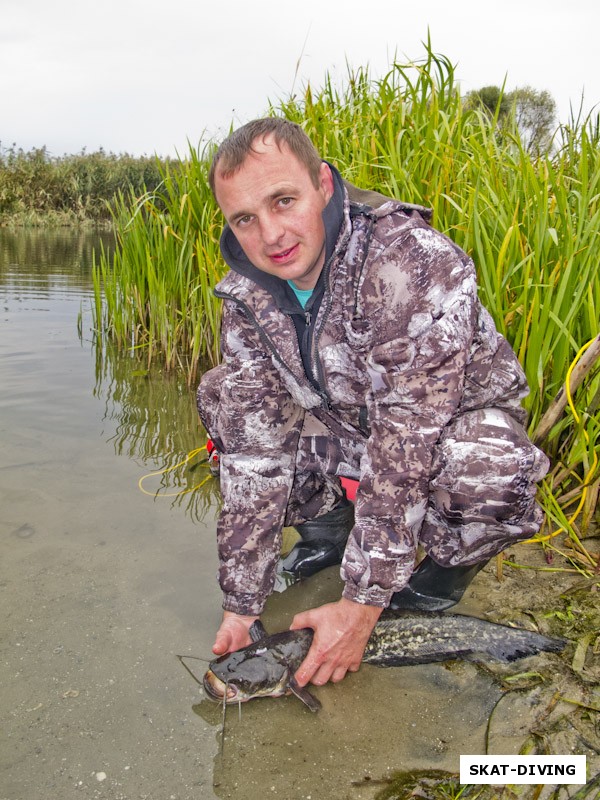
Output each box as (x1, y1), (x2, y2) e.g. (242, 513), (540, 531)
(218, 162), (347, 299)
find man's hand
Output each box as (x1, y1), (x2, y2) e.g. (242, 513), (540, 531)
(290, 598), (382, 686)
(212, 611), (260, 656)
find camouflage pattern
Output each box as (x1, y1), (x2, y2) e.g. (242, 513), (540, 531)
(197, 188), (549, 616)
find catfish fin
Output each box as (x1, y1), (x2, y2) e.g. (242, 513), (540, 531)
(288, 676), (321, 712)
(249, 620), (269, 643)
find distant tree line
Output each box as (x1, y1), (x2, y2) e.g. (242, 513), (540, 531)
(0, 83), (558, 226)
(0, 145), (169, 226)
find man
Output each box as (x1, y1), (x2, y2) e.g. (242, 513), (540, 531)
(197, 118), (549, 688)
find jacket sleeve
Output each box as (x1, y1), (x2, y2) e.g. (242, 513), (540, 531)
(341, 223), (479, 606)
(211, 301), (305, 615)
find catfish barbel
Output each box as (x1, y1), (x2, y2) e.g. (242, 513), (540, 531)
(201, 613), (566, 712)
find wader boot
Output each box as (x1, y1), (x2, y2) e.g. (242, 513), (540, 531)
(274, 497), (355, 589)
(388, 555), (487, 612)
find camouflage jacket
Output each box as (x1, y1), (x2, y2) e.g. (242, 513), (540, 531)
(209, 172), (529, 615)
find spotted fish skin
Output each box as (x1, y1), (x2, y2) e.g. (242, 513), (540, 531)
(363, 612), (566, 667)
(202, 613), (566, 709)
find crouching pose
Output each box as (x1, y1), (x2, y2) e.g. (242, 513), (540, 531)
(197, 117), (549, 688)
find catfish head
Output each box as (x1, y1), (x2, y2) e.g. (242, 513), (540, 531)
(203, 626), (321, 711)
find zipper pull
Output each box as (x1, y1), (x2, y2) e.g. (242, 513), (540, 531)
(305, 310), (311, 326)
(318, 390), (331, 411)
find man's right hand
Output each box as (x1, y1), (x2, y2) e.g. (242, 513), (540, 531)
(212, 610), (260, 655)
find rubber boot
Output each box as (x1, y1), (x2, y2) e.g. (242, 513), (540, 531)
(278, 497), (355, 580)
(388, 555), (487, 612)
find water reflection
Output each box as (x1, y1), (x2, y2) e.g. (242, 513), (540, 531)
(92, 339), (221, 522)
(0, 226), (114, 290)
(0, 226), (220, 523)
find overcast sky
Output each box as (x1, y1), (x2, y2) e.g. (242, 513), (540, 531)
(1, 0), (598, 158)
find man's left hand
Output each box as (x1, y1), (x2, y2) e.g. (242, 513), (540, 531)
(212, 610), (260, 656)
(290, 598), (383, 686)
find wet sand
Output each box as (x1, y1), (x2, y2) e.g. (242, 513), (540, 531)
(4, 492), (586, 800)
(0, 401), (224, 799)
(0, 492), (503, 800)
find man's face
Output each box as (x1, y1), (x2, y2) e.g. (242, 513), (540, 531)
(214, 135), (334, 291)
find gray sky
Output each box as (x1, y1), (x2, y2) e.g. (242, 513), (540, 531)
(1, 0), (597, 158)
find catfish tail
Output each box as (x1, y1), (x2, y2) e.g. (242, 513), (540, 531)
(479, 628), (566, 663)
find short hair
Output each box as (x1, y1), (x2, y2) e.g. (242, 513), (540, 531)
(208, 118), (323, 195)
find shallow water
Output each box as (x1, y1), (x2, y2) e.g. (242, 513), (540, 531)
(0, 229), (505, 800)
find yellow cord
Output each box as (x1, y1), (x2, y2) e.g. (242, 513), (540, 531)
(138, 445), (213, 497)
(523, 336), (599, 546)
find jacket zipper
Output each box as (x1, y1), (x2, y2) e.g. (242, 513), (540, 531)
(309, 258), (336, 410)
(214, 288), (323, 402)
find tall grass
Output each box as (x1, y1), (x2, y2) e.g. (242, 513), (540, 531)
(93, 147), (224, 374)
(92, 45), (599, 552)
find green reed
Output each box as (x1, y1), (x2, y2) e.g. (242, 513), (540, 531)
(92, 44), (599, 546)
(93, 152), (225, 376)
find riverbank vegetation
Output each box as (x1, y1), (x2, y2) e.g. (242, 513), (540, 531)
(90, 46), (599, 566)
(0, 146), (167, 226)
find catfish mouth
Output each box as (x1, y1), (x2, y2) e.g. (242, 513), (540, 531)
(203, 666), (290, 704)
(203, 669), (239, 703)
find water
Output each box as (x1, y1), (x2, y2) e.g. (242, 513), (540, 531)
(0, 229), (223, 799)
(0, 229), (503, 800)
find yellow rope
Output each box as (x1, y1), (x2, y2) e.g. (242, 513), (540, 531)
(138, 445), (213, 497)
(523, 336), (599, 546)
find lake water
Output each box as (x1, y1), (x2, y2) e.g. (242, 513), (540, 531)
(0, 229), (504, 800)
